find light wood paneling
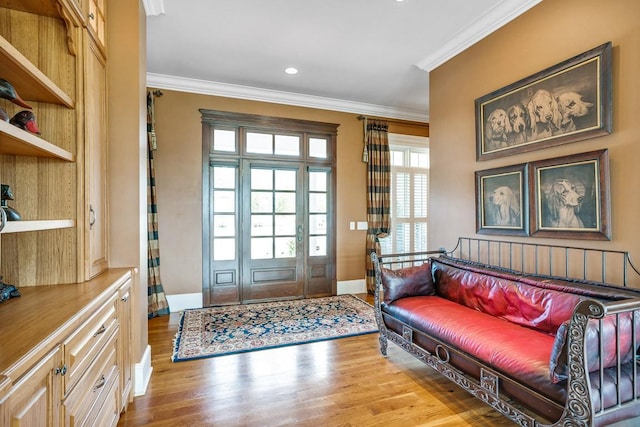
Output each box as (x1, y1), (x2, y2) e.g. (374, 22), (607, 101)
(0, 6), (79, 286)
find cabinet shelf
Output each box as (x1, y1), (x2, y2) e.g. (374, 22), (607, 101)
(1, 219), (75, 234)
(0, 120), (74, 161)
(0, 1), (57, 17)
(0, 35), (74, 108)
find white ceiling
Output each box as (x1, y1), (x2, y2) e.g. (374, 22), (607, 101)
(145, 0), (540, 122)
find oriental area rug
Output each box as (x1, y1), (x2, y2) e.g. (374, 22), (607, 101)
(171, 294), (378, 362)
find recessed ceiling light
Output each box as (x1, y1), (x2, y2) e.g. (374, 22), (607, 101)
(285, 67), (299, 75)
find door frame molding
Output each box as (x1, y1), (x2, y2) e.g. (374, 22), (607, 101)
(201, 110), (338, 306)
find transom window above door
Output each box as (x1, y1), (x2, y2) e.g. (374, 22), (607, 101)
(207, 112), (334, 161)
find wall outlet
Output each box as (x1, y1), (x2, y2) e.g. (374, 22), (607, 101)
(349, 221), (355, 230)
(357, 221), (368, 230)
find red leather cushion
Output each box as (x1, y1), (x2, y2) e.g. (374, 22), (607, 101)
(380, 261), (434, 304)
(384, 296), (565, 403)
(432, 259), (582, 335)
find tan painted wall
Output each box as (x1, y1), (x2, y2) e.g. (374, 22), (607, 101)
(150, 91), (427, 296)
(430, 0), (640, 263)
(107, 0), (148, 361)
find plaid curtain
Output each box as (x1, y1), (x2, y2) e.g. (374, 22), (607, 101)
(147, 92), (169, 318)
(365, 120), (391, 293)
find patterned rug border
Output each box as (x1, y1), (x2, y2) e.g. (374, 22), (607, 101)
(172, 294), (378, 362)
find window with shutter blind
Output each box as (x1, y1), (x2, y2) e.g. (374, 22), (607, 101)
(379, 134), (429, 255)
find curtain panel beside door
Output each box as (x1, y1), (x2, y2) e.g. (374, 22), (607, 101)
(365, 120), (391, 293)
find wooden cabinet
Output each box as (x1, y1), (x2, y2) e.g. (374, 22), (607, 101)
(62, 330), (118, 427)
(0, 348), (61, 427)
(86, 0), (106, 51)
(83, 33), (108, 280)
(0, 269), (132, 427)
(117, 278), (133, 410)
(62, 295), (118, 394)
(0, 4), (79, 285)
(0, 0), (109, 283)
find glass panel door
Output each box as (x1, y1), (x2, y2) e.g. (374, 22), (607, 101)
(242, 161), (304, 302)
(202, 111), (337, 306)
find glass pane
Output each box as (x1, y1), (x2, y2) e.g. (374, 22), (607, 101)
(309, 171), (327, 192)
(251, 215), (273, 236)
(309, 193), (326, 213)
(309, 214), (326, 235)
(213, 238), (235, 261)
(213, 214), (235, 237)
(275, 215), (296, 235)
(390, 150), (404, 166)
(274, 135), (300, 156)
(309, 236), (326, 256)
(251, 169), (273, 190)
(213, 129), (236, 152)
(275, 237), (296, 258)
(275, 170), (296, 191)
(275, 192), (296, 213)
(414, 173), (427, 218)
(251, 192), (273, 213)
(410, 150), (429, 168)
(395, 172), (409, 218)
(251, 237), (273, 259)
(394, 223), (410, 253)
(246, 132), (272, 154)
(213, 166), (236, 189)
(213, 190), (235, 213)
(414, 222), (427, 252)
(309, 138), (327, 158)
(379, 235), (392, 255)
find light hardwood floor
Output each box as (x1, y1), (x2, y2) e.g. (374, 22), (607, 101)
(117, 296), (516, 427)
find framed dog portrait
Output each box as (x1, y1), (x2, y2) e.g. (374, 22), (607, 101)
(475, 163), (528, 236)
(475, 42), (612, 161)
(530, 149), (610, 240)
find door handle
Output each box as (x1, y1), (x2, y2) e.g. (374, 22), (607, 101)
(89, 204), (96, 230)
(297, 225), (303, 243)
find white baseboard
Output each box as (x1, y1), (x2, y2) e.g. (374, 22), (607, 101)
(337, 278), (366, 295)
(166, 293), (202, 312)
(134, 345), (153, 396)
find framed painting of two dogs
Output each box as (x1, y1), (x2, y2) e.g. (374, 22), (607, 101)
(475, 42), (612, 161)
(476, 149), (610, 240)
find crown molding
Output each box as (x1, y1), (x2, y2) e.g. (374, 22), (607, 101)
(415, 0), (541, 72)
(143, 0), (165, 16)
(146, 73), (429, 123)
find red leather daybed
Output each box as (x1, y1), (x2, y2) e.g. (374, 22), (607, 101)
(372, 240), (640, 426)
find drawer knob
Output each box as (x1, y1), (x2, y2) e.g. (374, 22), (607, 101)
(93, 375), (106, 391)
(88, 12), (95, 20)
(54, 364), (67, 376)
(93, 324), (106, 337)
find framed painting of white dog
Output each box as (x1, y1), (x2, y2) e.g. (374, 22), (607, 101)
(475, 164), (528, 236)
(475, 42), (612, 161)
(530, 149), (610, 240)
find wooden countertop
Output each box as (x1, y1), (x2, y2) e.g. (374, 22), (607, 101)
(0, 268), (132, 388)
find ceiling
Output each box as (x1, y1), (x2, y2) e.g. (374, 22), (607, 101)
(145, 0), (540, 122)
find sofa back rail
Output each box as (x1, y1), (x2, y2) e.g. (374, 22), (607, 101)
(452, 237), (640, 288)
